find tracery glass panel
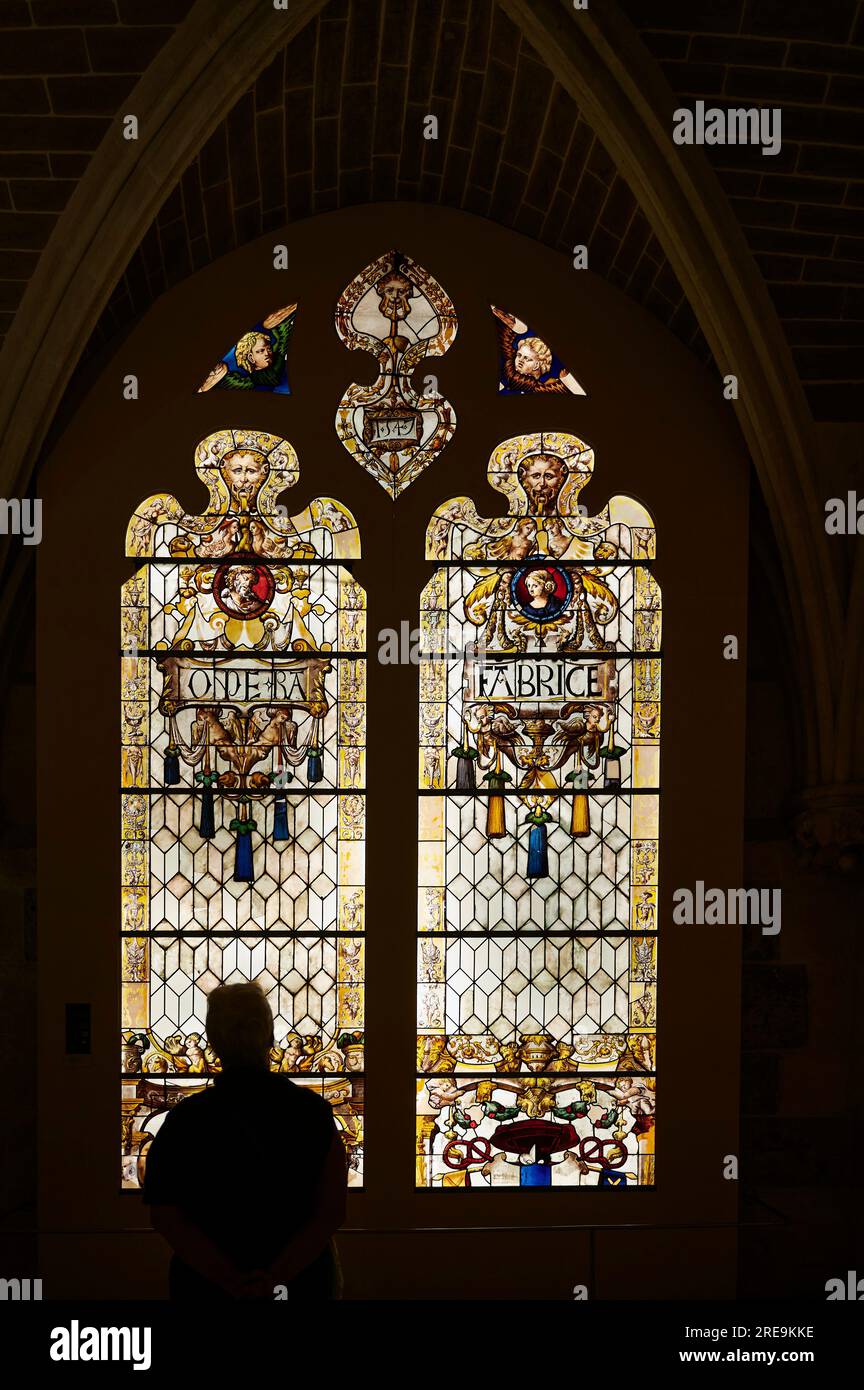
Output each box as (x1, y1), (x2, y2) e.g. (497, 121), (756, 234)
(197, 303), (297, 394)
(491, 305), (585, 396)
(120, 429), (365, 1189)
(416, 432), (659, 1189)
(334, 249), (457, 497)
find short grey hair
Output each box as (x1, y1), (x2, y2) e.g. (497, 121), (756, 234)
(206, 983), (274, 1067)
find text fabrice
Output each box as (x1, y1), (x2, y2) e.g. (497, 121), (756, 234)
(673, 101), (781, 157)
(49, 1322), (151, 1372)
(672, 882), (781, 935)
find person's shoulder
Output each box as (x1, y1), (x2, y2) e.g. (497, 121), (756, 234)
(268, 1075), (334, 1118)
(268, 1073), (327, 1102)
(154, 1088), (212, 1131)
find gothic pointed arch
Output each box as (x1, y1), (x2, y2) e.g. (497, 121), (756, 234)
(0, 0), (849, 791)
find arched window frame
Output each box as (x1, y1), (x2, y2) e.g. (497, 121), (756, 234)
(119, 429), (367, 1189)
(416, 431), (660, 1189)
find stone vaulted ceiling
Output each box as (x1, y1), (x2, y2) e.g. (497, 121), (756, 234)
(0, 0), (862, 420)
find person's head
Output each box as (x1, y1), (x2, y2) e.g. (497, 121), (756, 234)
(514, 335), (552, 378)
(206, 983), (274, 1070)
(225, 564), (258, 598)
(524, 568), (556, 601)
(235, 331), (273, 373)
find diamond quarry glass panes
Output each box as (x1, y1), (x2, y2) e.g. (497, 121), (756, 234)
(416, 432), (659, 1189)
(120, 429), (365, 1189)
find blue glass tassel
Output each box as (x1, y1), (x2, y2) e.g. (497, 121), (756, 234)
(194, 769), (217, 839)
(307, 751), (323, 784)
(455, 755), (476, 791)
(527, 822), (549, 878)
(164, 749), (180, 785)
(234, 829), (254, 882)
(199, 785), (215, 839)
(230, 806), (256, 882)
(272, 793), (290, 842)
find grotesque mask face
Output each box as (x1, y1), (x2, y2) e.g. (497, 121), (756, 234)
(518, 453), (566, 511)
(221, 450), (267, 504)
(376, 272), (413, 321)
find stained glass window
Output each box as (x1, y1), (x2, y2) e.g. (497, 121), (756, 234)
(197, 304), (297, 394)
(491, 306), (585, 395)
(416, 432), (659, 1188)
(121, 429), (365, 1189)
(335, 250), (457, 497)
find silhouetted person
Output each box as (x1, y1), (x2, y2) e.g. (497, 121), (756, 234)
(143, 983), (347, 1300)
